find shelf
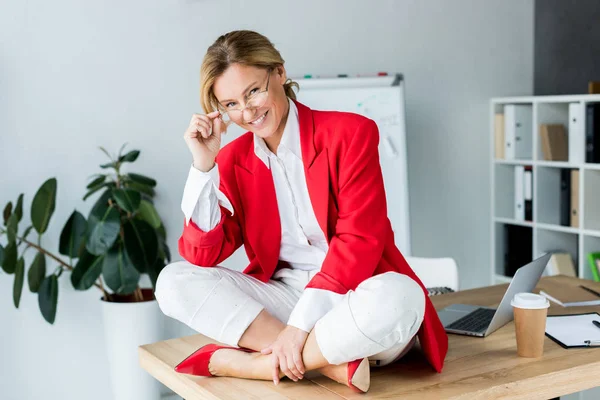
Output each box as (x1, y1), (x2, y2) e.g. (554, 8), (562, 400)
(535, 161), (579, 168)
(494, 217), (533, 227)
(585, 163), (600, 171)
(494, 159), (533, 166)
(536, 223), (580, 235)
(493, 159), (585, 168)
(491, 94), (600, 104)
(493, 219), (579, 234)
(491, 93), (600, 286)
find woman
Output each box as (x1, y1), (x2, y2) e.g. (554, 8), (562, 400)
(155, 30), (448, 393)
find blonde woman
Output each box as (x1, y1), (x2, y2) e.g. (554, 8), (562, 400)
(155, 30), (447, 393)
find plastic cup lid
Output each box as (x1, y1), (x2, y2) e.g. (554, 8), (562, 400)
(510, 292), (550, 309)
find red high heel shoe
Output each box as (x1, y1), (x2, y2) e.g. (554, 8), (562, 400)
(347, 358), (370, 393)
(174, 343), (255, 377)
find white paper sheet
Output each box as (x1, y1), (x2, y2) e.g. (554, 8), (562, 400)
(545, 313), (600, 347)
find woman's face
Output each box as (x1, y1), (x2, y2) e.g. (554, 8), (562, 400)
(212, 63), (289, 141)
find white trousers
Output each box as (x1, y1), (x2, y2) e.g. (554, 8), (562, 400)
(155, 261), (425, 366)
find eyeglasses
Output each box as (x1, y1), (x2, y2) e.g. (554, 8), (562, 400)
(218, 69), (272, 125)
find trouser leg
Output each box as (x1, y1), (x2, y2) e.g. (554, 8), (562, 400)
(314, 272), (426, 365)
(154, 261), (300, 347)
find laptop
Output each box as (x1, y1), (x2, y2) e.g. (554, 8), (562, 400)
(437, 253), (551, 337)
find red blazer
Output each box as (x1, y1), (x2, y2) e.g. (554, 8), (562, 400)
(179, 100), (448, 372)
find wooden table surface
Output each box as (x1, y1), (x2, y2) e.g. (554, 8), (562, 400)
(139, 275), (600, 399)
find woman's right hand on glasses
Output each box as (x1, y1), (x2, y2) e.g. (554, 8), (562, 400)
(184, 111), (227, 172)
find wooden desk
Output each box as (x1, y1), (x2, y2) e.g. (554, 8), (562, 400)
(139, 275), (600, 399)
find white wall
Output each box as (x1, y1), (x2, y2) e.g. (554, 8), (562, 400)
(0, 0), (534, 399)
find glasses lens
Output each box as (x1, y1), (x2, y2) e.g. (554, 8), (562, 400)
(221, 112), (231, 124)
(246, 92), (268, 110)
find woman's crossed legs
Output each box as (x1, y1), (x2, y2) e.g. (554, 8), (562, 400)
(155, 261), (425, 385)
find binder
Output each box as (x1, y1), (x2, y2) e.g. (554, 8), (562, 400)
(504, 225), (532, 277)
(571, 169), (579, 227)
(504, 105), (533, 160)
(560, 169), (571, 226)
(568, 103), (584, 163)
(514, 166), (525, 220)
(586, 104), (600, 163)
(524, 166), (533, 221)
(539, 124), (568, 161)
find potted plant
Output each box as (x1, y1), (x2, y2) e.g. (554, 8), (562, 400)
(0, 145), (169, 400)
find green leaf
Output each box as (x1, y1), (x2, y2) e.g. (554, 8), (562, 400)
(123, 219), (158, 273)
(86, 175), (106, 189)
(148, 257), (165, 290)
(127, 173), (156, 187)
(119, 150), (140, 163)
(18, 225), (34, 247)
(2, 241), (17, 274)
(89, 189), (112, 212)
(100, 161), (118, 169)
(14, 194), (24, 222)
(38, 275), (59, 324)
(59, 211), (87, 258)
(103, 243), (139, 294)
(86, 205), (120, 256)
(137, 200), (161, 229)
(71, 250), (103, 290)
(117, 142), (129, 159)
(98, 146), (113, 161)
(124, 181), (155, 197)
(112, 188), (141, 213)
(22, 225), (34, 240)
(83, 182), (115, 201)
(160, 240), (171, 263)
(6, 213), (18, 243)
(0, 244), (4, 266)
(157, 224), (166, 240)
(13, 257), (24, 307)
(28, 252), (46, 293)
(3, 202), (13, 225)
(31, 178), (57, 234)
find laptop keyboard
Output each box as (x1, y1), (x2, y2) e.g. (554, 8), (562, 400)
(446, 307), (496, 333)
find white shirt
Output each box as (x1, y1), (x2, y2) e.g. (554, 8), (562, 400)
(181, 99), (340, 332)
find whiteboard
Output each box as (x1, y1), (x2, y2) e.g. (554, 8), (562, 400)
(219, 74), (411, 270)
(294, 74), (411, 256)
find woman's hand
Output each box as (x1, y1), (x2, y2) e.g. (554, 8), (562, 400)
(183, 110), (227, 172)
(261, 325), (309, 385)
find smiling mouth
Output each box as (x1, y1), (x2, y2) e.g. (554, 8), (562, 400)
(248, 110), (268, 126)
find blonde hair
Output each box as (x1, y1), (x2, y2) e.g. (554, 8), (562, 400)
(200, 30), (299, 113)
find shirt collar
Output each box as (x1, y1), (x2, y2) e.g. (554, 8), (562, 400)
(253, 98), (301, 168)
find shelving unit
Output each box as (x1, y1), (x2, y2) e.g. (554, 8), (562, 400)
(490, 94), (600, 285)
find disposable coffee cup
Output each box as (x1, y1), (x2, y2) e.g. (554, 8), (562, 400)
(510, 292), (550, 358)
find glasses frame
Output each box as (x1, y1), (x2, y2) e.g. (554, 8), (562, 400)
(219, 68), (272, 124)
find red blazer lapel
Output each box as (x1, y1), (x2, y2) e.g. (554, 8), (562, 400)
(234, 144), (281, 277)
(295, 100), (331, 242)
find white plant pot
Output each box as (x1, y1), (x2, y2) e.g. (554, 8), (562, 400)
(101, 292), (164, 400)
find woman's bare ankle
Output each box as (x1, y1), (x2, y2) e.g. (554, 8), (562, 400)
(210, 350), (274, 380)
(318, 363), (348, 385)
(318, 360), (370, 392)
